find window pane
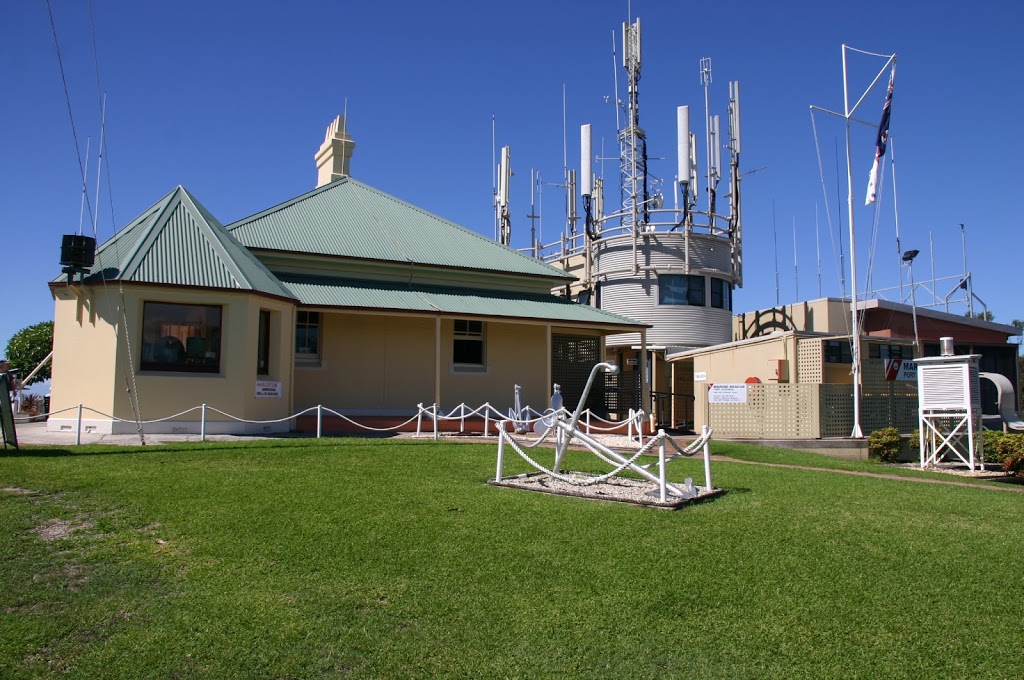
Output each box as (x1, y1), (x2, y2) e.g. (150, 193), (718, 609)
(658, 275), (687, 305)
(687, 276), (706, 306)
(257, 310), (270, 375)
(296, 311), (321, 359)
(141, 302), (221, 373)
(453, 319), (485, 366)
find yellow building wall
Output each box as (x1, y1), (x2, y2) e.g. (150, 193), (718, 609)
(440, 319), (547, 412)
(688, 335), (794, 433)
(49, 284), (295, 434)
(293, 314), (549, 414)
(49, 288), (120, 425)
(294, 313), (435, 412)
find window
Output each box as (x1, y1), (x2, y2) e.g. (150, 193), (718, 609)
(295, 311), (321, 363)
(140, 302), (222, 373)
(824, 340), (853, 364)
(257, 310), (271, 375)
(868, 343), (905, 360)
(710, 278), (732, 310)
(658, 275), (705, 306)
(453, 319), (484, 366)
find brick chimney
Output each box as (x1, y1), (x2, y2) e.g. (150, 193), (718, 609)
(315, 115), (356, 186)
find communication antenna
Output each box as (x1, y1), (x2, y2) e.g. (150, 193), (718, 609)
(816, 203), (823, 298)
(676, 106), (691, 225)
(793, 216), (799, 302)
(727, 80), (743, 283)
(772, 200), (780, 305)
(492, 115), (497, 241)
(496, 145), (512, 246)
(700, 57), (713, 214)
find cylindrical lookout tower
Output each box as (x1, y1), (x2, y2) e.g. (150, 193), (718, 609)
(537, 18), (745, 426)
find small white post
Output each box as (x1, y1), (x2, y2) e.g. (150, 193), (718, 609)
(628, 409), (634, 440)
(658, 430), (667, 503)
(416, 403), (423, 437)
(201, 403), (207, 442)
(496, 432), (506, 481)
(702, 425), (713, 492)
(919, 422), (925, 469)
(484, 410), (490, 437)
(433, 403), (438, 440)
(316, 405), (323, 439)
(585, 410), (591, 434)
(76, 403), (83, 446)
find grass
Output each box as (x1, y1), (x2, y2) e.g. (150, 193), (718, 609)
(2, 437), (1023, 678)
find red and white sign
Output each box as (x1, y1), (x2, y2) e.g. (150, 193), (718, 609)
(884, 359), (917, 382)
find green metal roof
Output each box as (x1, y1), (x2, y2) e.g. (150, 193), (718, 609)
(226, 177), (573, 281)
(279, 275), (645, 329)
(53, 187), (296, 300)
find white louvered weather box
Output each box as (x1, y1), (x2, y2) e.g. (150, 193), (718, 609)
(915, 337), (982, 470)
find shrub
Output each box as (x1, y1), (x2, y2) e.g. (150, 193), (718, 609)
(868, 427), (903, 463)
(993, 434), (1024, 475)
(983, 430), (1008, 464)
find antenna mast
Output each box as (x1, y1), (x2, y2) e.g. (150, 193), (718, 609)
(619, 17), (647, 234)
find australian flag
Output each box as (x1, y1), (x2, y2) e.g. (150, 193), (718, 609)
(865, 66), (895, 205)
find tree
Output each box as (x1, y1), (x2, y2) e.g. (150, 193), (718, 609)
(4, 321), (54, 386)
(966, 310), (995, 321)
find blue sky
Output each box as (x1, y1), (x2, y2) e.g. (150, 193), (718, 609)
(2, 0), (1021, 369)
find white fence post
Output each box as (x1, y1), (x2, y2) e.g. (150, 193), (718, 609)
(628, 409), (634, 440)
(702, 425), (713, 491)
(433, 403), (438, 440)
(201, 404), (207, 441)
(496, 431), (505, 481)
(484, 409), (490, 438)
(460, 404), (466, 432)
(316, 405), (323, 439)
(416, 403), (423, 437)
(76, 403), (83, 446)
(658, 430), (667, 503)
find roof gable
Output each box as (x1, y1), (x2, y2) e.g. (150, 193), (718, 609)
(55, 187), (295, 300)
(225, 177), (573, 281)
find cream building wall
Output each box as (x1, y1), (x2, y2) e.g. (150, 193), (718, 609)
(292, 314), (550, 415)
(49, 285), (295, 435)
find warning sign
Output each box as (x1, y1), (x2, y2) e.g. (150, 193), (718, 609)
(884, 359), (917, 382)
(708, 383), (748, 404)
(255, 380), (282, 398)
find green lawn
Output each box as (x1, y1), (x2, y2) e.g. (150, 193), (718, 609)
(2, 438), (1022, 678)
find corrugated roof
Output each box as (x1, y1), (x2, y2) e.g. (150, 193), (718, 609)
(53, 187), (296, 300)
(226, 177), (573, 281)
(279, 275), (645, 329)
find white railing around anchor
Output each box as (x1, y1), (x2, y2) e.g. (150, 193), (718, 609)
(493, 363), (715, 503)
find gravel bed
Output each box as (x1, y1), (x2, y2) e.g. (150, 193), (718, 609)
(489, 471), (722, 509)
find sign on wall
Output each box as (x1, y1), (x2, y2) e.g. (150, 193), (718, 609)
(694, 371), (708, 382)
(708, 383), (747, 404)
(255, 380), (282, 398)
(884, 359), (918, 382)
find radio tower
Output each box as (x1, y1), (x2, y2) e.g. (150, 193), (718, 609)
(619, 18), (649, 231)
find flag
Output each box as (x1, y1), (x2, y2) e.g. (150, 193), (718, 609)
(865, 66), (895, 205)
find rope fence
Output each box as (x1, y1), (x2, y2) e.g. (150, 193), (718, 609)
(14, 400), (650, 446)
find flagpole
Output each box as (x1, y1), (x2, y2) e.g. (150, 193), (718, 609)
(842, 44), (864, 438)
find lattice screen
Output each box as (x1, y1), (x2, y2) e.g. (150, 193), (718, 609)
(709, 384), (820, 438)
(551, 335), (602, 413)
(819, 384), (854, 437)
(797, 338), (823, 384)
